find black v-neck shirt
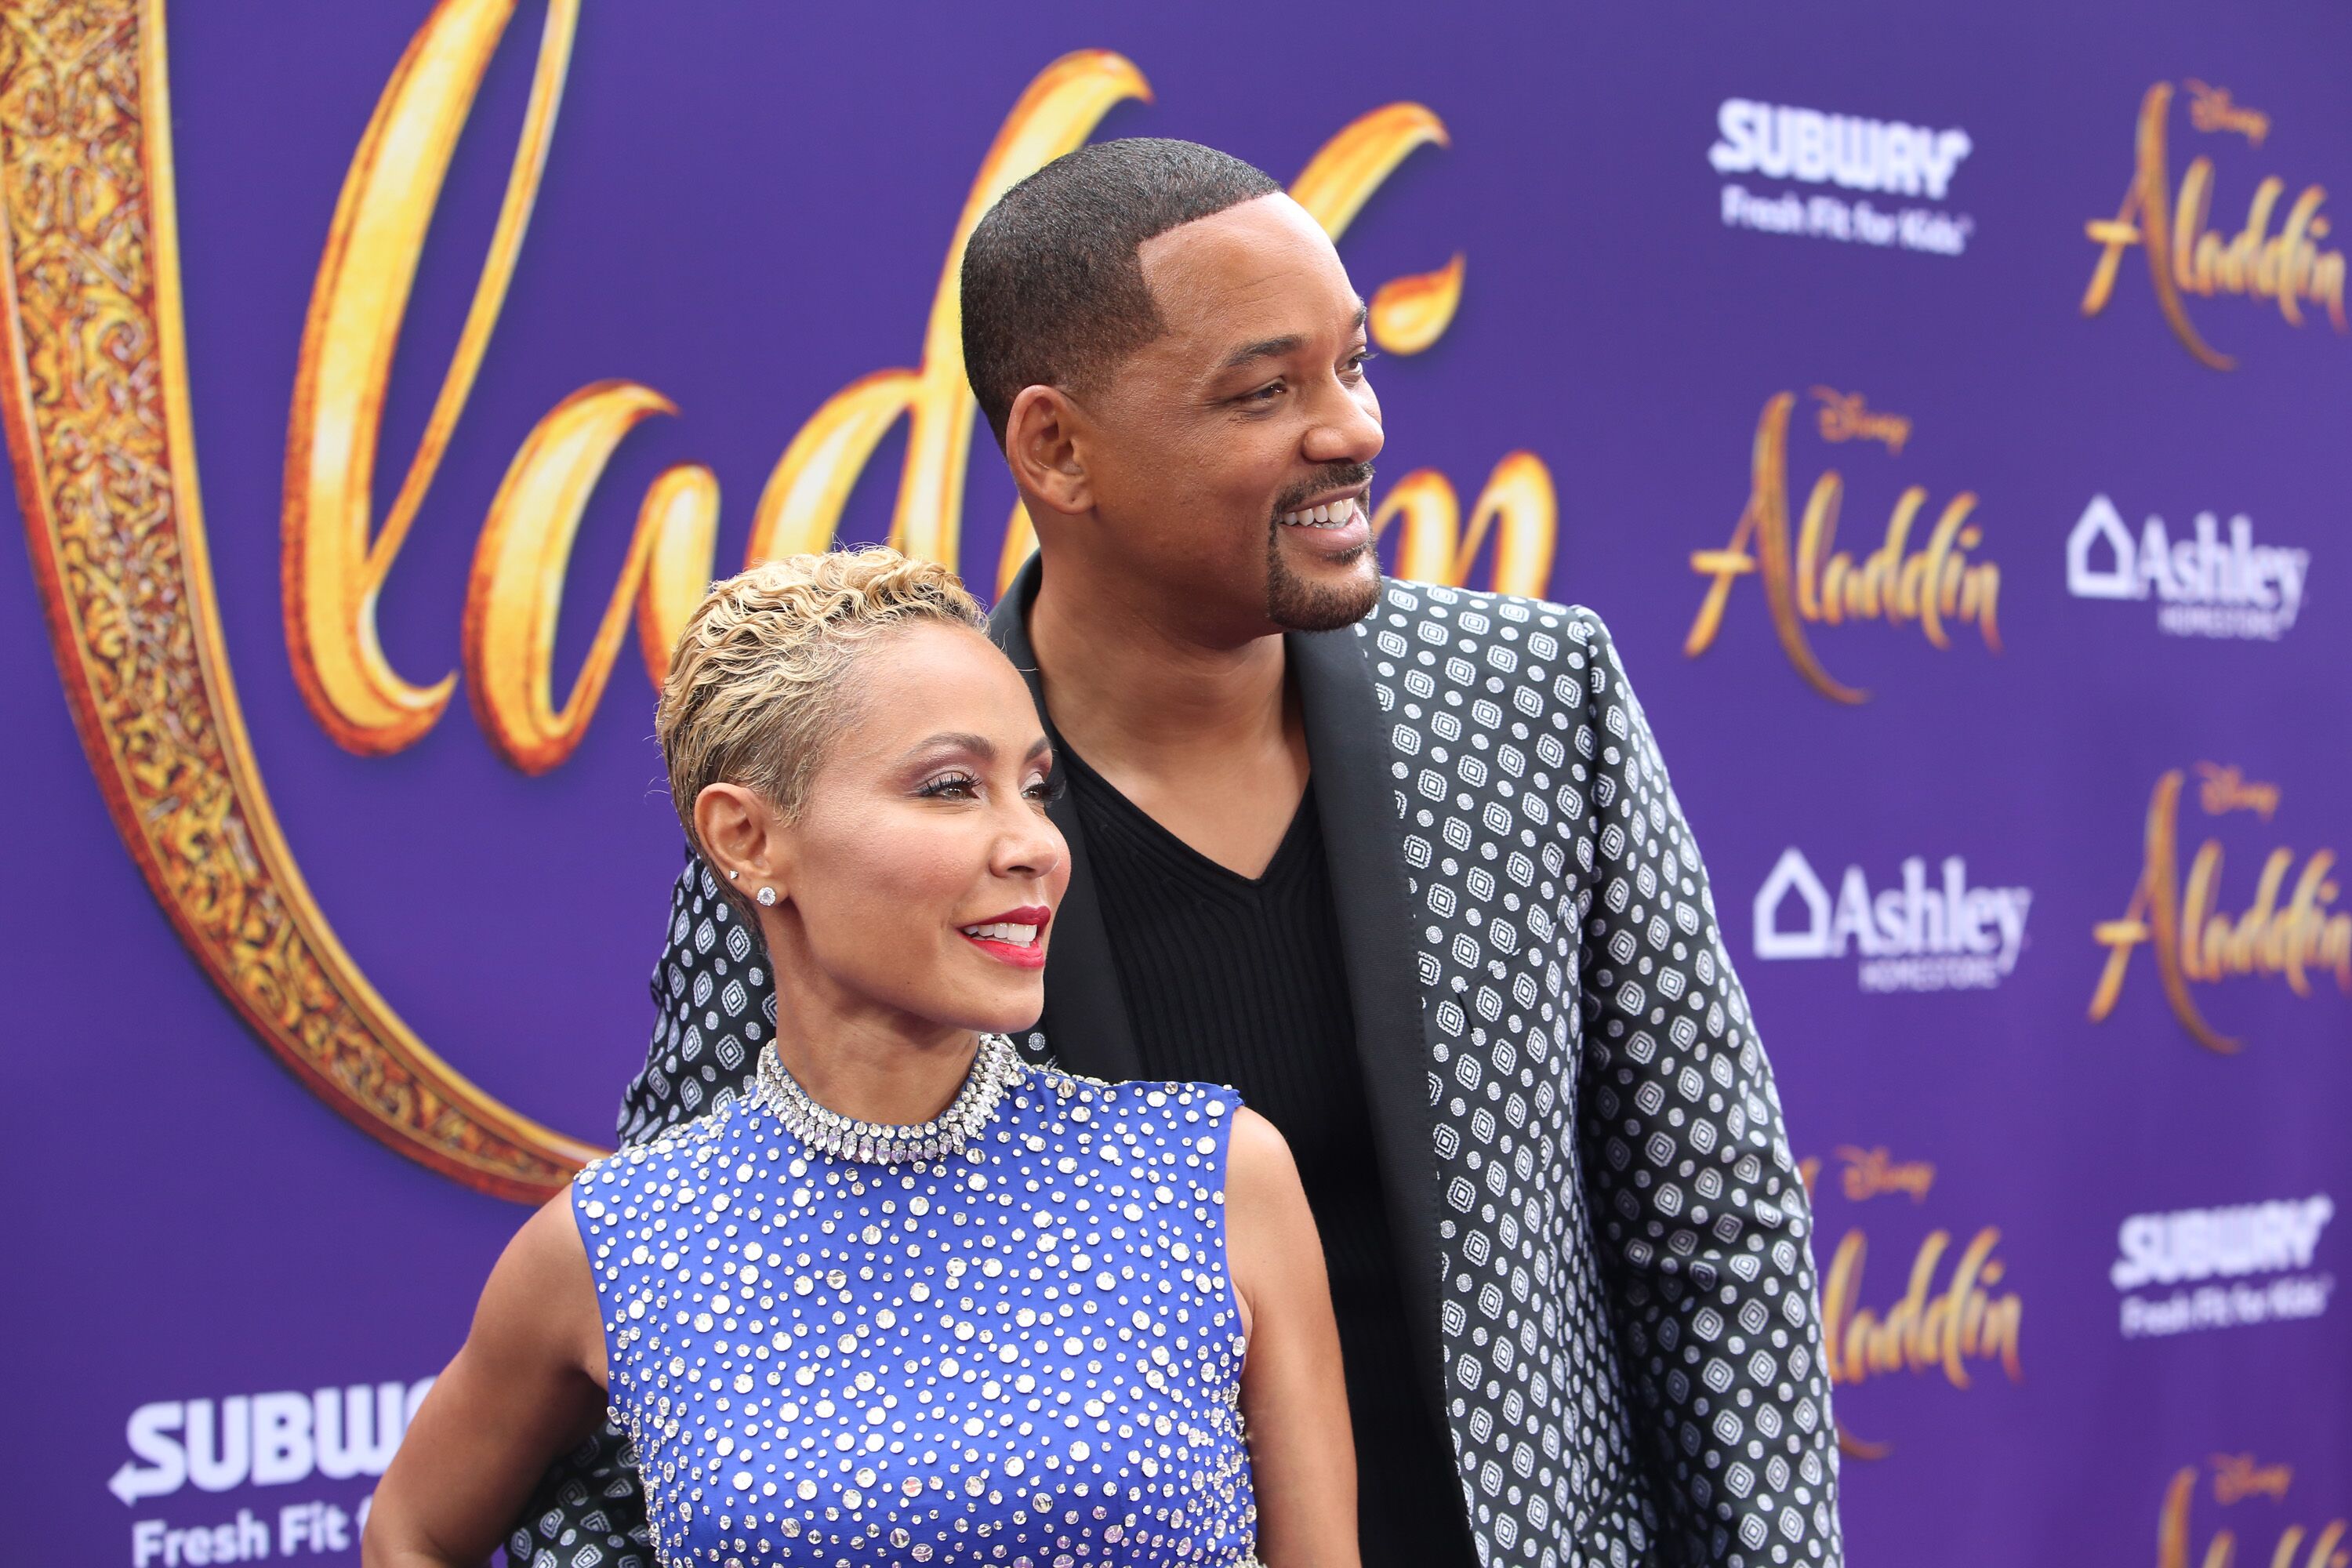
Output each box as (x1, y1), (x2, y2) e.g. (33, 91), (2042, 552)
(1060, 747), (1468, 1564)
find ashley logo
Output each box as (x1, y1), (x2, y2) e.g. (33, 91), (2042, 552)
(1754, 848), (2031, 993)
(2067, 495), (2310, 641)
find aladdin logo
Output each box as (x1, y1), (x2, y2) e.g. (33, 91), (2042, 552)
(1711, 98), (1975, 256)
(1810, 386), (1909, 454)
(2158, 1456), (2348, 1568)
(2082, 81), (2348, 370)
(2068, 495), (2311, 641)
(2114, 1195), (2335, 1339)
(1801, 1146), (2022, 1462)
(110, 1380), (432, 1505)
(1755, 848), (2030, 992)
(0, 2), (1566, 1202)
(1832, 1145), (1935, 1203)
(283, 41), (1541, 774)
(2186, 80), (2270, 147)
(1686, 390), (2000, 703)
(2089, 767), (2352, 1053)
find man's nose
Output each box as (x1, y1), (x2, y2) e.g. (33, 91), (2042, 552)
(1304, 376), (1384, 466)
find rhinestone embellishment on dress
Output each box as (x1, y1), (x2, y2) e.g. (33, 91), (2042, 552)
(577, 1065), (1258, 1566)
(755, 1033), (1020, 1165)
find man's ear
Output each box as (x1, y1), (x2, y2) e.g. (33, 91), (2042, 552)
(694, 782), (787, 903)
(1002, 385), (1094, 517)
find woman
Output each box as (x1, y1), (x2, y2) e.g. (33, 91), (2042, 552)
(365, 549), (1357, 1568)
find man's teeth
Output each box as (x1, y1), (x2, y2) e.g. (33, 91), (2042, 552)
(1278, 500), (1357, 528)
(961, 922), (1038, 944)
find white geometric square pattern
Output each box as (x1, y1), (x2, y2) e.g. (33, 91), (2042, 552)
(1366, 580), (1839, 1567)
(589, 580), (1842, 1568)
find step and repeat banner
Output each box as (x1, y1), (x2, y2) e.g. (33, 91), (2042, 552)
(3, 2), (2345, 1563)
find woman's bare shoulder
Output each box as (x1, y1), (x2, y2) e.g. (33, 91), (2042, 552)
(468, 1190), (603, 1380)
(1224, 1105), (1304, 1203)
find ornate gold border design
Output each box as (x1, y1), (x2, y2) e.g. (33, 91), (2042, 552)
(0, 0), (598, 1200)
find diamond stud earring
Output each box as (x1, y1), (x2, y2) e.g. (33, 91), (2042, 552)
(727, 869), (739, 881)
(757, 887), (778, 906)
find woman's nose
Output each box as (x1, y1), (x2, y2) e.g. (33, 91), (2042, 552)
(997, 811), (1065, 881)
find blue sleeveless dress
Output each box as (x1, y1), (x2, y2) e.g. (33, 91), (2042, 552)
(572, 1056), (1258, 1567)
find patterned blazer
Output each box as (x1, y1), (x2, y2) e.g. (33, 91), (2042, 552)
(511, 561), (1843, 1568)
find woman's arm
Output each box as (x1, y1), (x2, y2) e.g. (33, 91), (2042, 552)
(1225, 1107), (1359, 1568)
(363, 1194), (610, 1568)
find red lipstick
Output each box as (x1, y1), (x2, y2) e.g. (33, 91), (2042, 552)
(957, 906), (1051, 970)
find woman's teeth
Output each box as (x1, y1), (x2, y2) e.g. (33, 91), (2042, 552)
(961, 922), (1038, 944)
(1278, 500), (1356, 528)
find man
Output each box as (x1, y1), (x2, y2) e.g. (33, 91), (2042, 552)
(514, 139), (1841, 1568)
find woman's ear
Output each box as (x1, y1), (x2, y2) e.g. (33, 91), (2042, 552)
(1003, 386), (1094, 517)
(694, 782), (785, 904)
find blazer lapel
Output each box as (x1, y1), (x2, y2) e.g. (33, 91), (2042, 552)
(1289, 617), (1451, 1430)
(998, 561), (1446, 1429)
(990, 557), (1144, 1082)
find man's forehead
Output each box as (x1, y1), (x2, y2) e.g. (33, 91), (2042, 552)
(1136, 194), (1357, 350)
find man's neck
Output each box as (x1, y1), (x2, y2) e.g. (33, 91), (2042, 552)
(1028, 555), (1308, 877)
(1029, 557), (1288, 770)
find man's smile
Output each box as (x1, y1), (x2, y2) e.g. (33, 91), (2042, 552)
(1274, 481), (1372, 551)
(1276, 497), (1362, 529)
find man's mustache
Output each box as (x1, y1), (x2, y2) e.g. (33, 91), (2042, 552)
(1270, 463), (1377, 521)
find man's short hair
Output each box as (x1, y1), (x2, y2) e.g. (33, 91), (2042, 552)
(961, 138), (1280, 446)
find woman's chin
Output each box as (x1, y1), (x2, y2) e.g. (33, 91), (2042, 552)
(962, 984), (1047, 1038)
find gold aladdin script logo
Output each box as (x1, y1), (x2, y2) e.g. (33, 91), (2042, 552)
(285, 5), (1551, 772)
(1801, 1145), (2023, 1461)
(0, 1), (1550, 1199)
(2159, 1455), (2348, 1568)
(2090, 764), (2352, 1053)
(2082, 80), (2348, 370)
(1685, 389), (2000, 703)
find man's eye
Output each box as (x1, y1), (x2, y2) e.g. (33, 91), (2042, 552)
(916, 772), (982, 800)
(1240, 379), (1287, 405)
(1344, 347), (1377, 376)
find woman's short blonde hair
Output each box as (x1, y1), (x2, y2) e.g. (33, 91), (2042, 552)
(655, 547), (986, 869)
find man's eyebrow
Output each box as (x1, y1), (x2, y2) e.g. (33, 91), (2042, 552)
(1213, 300), (1371, 374)
(1217, 333), (1306, 373)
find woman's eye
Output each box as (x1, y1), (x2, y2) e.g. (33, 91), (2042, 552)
(917, 772), (982, 800)
(1024, 771), (1065, 804)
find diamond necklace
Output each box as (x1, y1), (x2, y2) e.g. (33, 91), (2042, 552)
(755, 1033), (1022, 1165)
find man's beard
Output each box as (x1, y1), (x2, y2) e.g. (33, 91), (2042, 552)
(1266, 536), (1378, 630)
(1265, 463), (1381, 632)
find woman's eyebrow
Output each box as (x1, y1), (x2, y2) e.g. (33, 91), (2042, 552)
(904, 731), (996, 761)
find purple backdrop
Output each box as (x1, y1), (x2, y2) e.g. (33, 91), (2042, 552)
(5, 5), (2347, 1565)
